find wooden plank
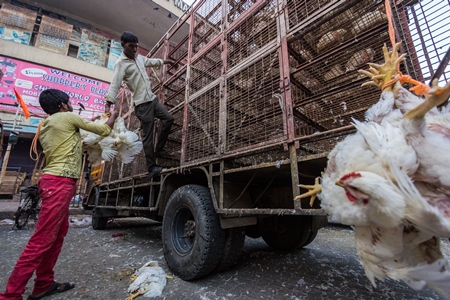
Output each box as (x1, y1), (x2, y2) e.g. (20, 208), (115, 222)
(3, 171), (20, 176)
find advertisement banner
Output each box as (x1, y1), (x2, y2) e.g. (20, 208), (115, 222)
(0, 27), (32, 45)
(77, 29), (108, 67)
(0, 56), (110, 119)
(0, 2), (36, 45)
(35, 15), (73, 55)
(107, 40), (123, 70)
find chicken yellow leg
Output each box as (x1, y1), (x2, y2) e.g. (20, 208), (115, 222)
(358, 42), (405, 91)
(125, 290), (143, 300)
(403, 79), (450, 119)
(295, 177), (322, 207)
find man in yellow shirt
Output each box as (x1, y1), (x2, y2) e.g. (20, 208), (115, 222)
(0, 89), (117, 300)
(105, 31), (175, 177)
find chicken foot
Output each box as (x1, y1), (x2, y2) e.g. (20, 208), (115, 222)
(404, 79), (450, 119)
(125, 290), (143, 300)
(295, 177), (322, 207)
(358, 42), (405, 91)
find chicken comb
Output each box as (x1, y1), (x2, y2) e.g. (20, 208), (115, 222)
(339, 172), (362, 182)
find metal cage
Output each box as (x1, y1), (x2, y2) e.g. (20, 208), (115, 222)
(110, 0), (450, 176)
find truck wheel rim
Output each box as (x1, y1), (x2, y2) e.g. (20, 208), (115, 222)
(172, 206), (196, 255)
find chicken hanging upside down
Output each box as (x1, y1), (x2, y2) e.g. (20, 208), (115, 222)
(80, 113), (143, 164)
(295, 41), (450, 297)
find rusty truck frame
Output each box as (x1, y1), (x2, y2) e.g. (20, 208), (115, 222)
(83, 0), (449, 280)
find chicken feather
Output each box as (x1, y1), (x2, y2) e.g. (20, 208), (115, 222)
(388, 159), (450, 238)
(315, 40), (450, 298)
(355, 225), (450, 297)
(81, 115), (143, 164)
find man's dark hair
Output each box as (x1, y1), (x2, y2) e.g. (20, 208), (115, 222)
(39, 89), (70, 115)
(121, 31), (139, 44)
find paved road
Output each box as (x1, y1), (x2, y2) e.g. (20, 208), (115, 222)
(0, 218), (448, 300)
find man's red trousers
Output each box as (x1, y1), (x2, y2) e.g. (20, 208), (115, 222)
(0, 174), (76, 300)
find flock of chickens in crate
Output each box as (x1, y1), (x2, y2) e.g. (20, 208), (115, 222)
(292, 6), (387, 90)
(298, 41), (450, 297)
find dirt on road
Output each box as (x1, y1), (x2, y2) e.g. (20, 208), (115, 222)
(0, 217), (448, 300)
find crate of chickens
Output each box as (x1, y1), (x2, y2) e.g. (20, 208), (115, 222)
(191, 0), (222, 56)
(286, 0), (393, 140)
(184, 84), (221, 163)
(225, 50), (284, 153)
(226, 0), (277, 70)
(189, 41), (222, 97)
(162, 69), (187, 109)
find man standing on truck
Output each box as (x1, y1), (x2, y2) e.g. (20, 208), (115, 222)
(105, 31), (176, 178)
(0, 89), (118, 300)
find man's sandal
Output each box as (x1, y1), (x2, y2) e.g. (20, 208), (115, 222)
(27, 281), (75, 300)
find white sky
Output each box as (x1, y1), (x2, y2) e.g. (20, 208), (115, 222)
(409, 0), (449, 84)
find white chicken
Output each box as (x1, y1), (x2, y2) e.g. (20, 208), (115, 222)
(354, 161), (450, 296)
(126, 261), (167, 300)
(296, 41), (450, 297)
(80, 114), (143, 164)
(355, 224), (450, 296)
(318, 128), (413, 227)
(359, 42), (450, 230)
(316, 127), (450, 296)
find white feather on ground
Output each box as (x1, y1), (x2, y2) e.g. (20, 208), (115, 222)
(126, 261), (167, 299)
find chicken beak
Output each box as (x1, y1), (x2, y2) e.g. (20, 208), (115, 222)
(335, 180), (343, 187)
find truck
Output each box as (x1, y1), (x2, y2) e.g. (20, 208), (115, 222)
(83, 0), (448, 280)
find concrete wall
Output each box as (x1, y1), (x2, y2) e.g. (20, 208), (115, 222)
(0, 39), (113, 82)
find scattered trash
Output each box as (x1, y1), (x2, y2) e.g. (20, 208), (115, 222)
(0, 219), (14, 225)
(297, 278), (306, 285)
(69, 216), (92, 227)
(114, 268), (135, 281)
(70, 194), (84, 207)
(275, 160), (283, 168)
(112, 233), (127, 238)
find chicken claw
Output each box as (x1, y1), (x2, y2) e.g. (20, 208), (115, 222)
(125, 291), (142, 300)
(359, 42), (405, 91)
(404, 79), (450, 119)
(295, 177), (322, 207)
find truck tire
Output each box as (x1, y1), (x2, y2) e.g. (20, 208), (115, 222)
(162, 184), (225, 280)
(302, 230), (318, 247)
(215, 227), (245, 272)
(92, 215), (108, 230)
(261, 215), (313, 251)
(83, 186), (99, 210)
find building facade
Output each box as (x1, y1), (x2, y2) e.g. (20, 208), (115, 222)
(0, 0), (190, 176)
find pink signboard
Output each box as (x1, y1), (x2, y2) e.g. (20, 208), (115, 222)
(0, 55), (110, 118)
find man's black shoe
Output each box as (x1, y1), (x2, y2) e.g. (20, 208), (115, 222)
(148, 166), (163, 178)
(155, 147), (169, 158)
